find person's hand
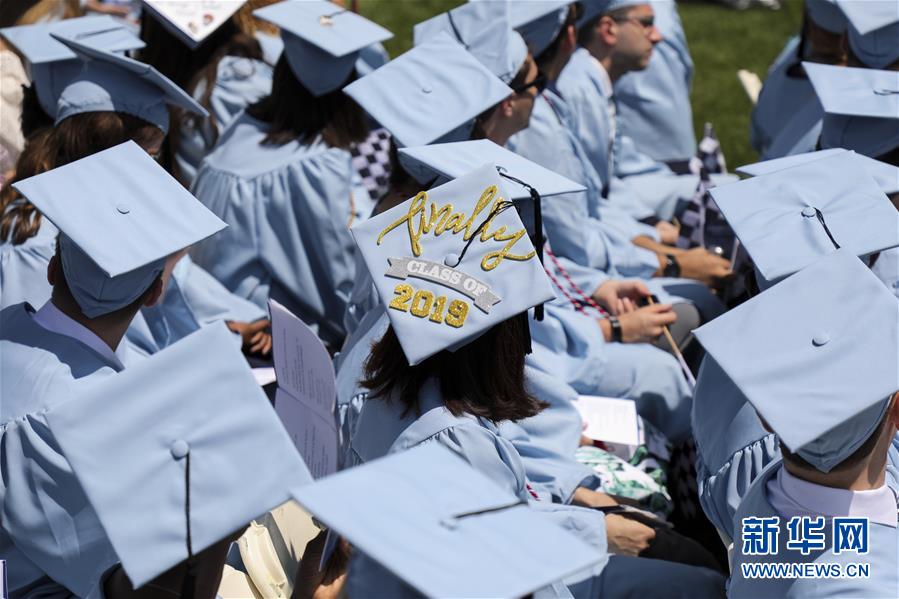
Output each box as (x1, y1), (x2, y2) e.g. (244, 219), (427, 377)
(572, 487), (619, 509)
(655, 220), (680, 245)
(617, 303), (676, 343)
(592, 279), (651, 315)
(292, 531), (350, 599)
(227, 319), (272, 356)
(605, 514), (656, 557)
(674, 247), (732, 286)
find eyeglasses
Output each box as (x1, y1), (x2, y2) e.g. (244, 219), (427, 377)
(511, 72), (548, 96)
(611, 15), (656, 32)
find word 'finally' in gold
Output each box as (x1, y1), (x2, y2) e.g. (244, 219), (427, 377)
(376, 185), (535, 271)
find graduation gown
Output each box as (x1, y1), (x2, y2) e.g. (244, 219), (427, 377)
(750, 37), (820, 158)
(729, 457), (899, 598)
(614, 0), (697, 164)
(692, 357), (780, 541)
(175, 56), (273, 188)
(0, 220), (263, 353)
(0, 303), (125, 598)
(191, 112), (357, 350)
(506, 88), (662, 279)
(872, 248), (899, 300)
(555, 48), (698, 221)
(345, 378), (610, 596)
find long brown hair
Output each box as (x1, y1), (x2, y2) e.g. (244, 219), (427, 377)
(138, 11), (265, 183)
(245, 55), (369, 149)
(361, 314), (546, 423)
(1, 112), (159, 245)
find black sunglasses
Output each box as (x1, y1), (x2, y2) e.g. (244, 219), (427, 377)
(511, 72), (548, 95)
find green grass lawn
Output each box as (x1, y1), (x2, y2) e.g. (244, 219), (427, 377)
(357, 0), (803, 167)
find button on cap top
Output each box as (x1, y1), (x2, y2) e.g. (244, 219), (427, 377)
(116, 204), (130, 215)
(812, 332), (830, 347)
(444, 253), (459, 266)
(801, 206), (817, 218)
(170, 439), (190, 459)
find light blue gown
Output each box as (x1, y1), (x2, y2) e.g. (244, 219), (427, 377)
(175, 56), (273, 188)
(344, 377), (610, 596)
(750, 37), (822, 160)
(555, 48), (699, 220)
(190, 112), (358, 349)
(692, 356), (780, 541)
(614, 0), (696, 165)
(728, 448), (899, 598)
(506, 88), (663, 279)
(0, 303), (125, 598)
(0, 219), (265, 353)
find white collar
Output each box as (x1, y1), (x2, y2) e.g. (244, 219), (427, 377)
(767, 465), (898, 528)
(33, 300), (126, 370)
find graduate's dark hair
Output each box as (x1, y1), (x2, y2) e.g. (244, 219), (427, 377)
(138, 10), (265, 184)
(534, 3), (579, 70)
(19, 83), (53, 140)
(0, 112), (159, 245)
(246, 55), (369, 149)
(362, 314), (547, 423)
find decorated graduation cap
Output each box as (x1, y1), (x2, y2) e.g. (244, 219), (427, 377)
(351, 163), (555, 365)
(397, 138), (586, 290)
(344, 33), (513, 148)
(836, 0), (899, 68)
(694, 249), (899, 473)
(0, 16), (144, 118)
(710, 151), (899, 289)
(46, 323), (313, 589)
(413, 1), (528, 84)
(50, 32), (207, 133)
(253, 0), (392, 97)
(737, 149), (899, 196)
(141, 0), (245, 49)
(805, 0), (846, 34)
(506, 0), (575, 56)
(293, 443), (604, 597)
(804, 62), (899, 159)
(12, 141), (225, 318)
(578, 0), (647, 28)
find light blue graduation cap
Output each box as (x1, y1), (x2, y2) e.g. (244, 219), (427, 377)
(805, 0), (846, 34)
(12, 141), (226, 318)
(578, 0), (646, 28)
(253, 0), (392, 97)
(737, 149), (899, 195)
(709, 150), (899, 288)
(46, 323), (313, 589)
(50, 32), (207, 133)
(293, 443), (604, 597)
(398, 139), (586, 198)
(0, 16), (145, 118)
(694, 249), (899, 473)
(506, 0), (575, 56)
(141, 0), (245, 49)
(837, 0), (899, 68)
(413, 1), (528, 83)
(351, 163), (555, 365)
(344, 33), (513, 148)
(805, 61), (899, 159)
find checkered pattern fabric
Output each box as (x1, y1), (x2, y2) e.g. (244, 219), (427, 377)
(676, 123), (734, 255)
(350, 127), (393, 203)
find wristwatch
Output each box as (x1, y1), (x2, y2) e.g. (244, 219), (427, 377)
(663, 254), (681, 278)
(608, 315), (623, 343)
